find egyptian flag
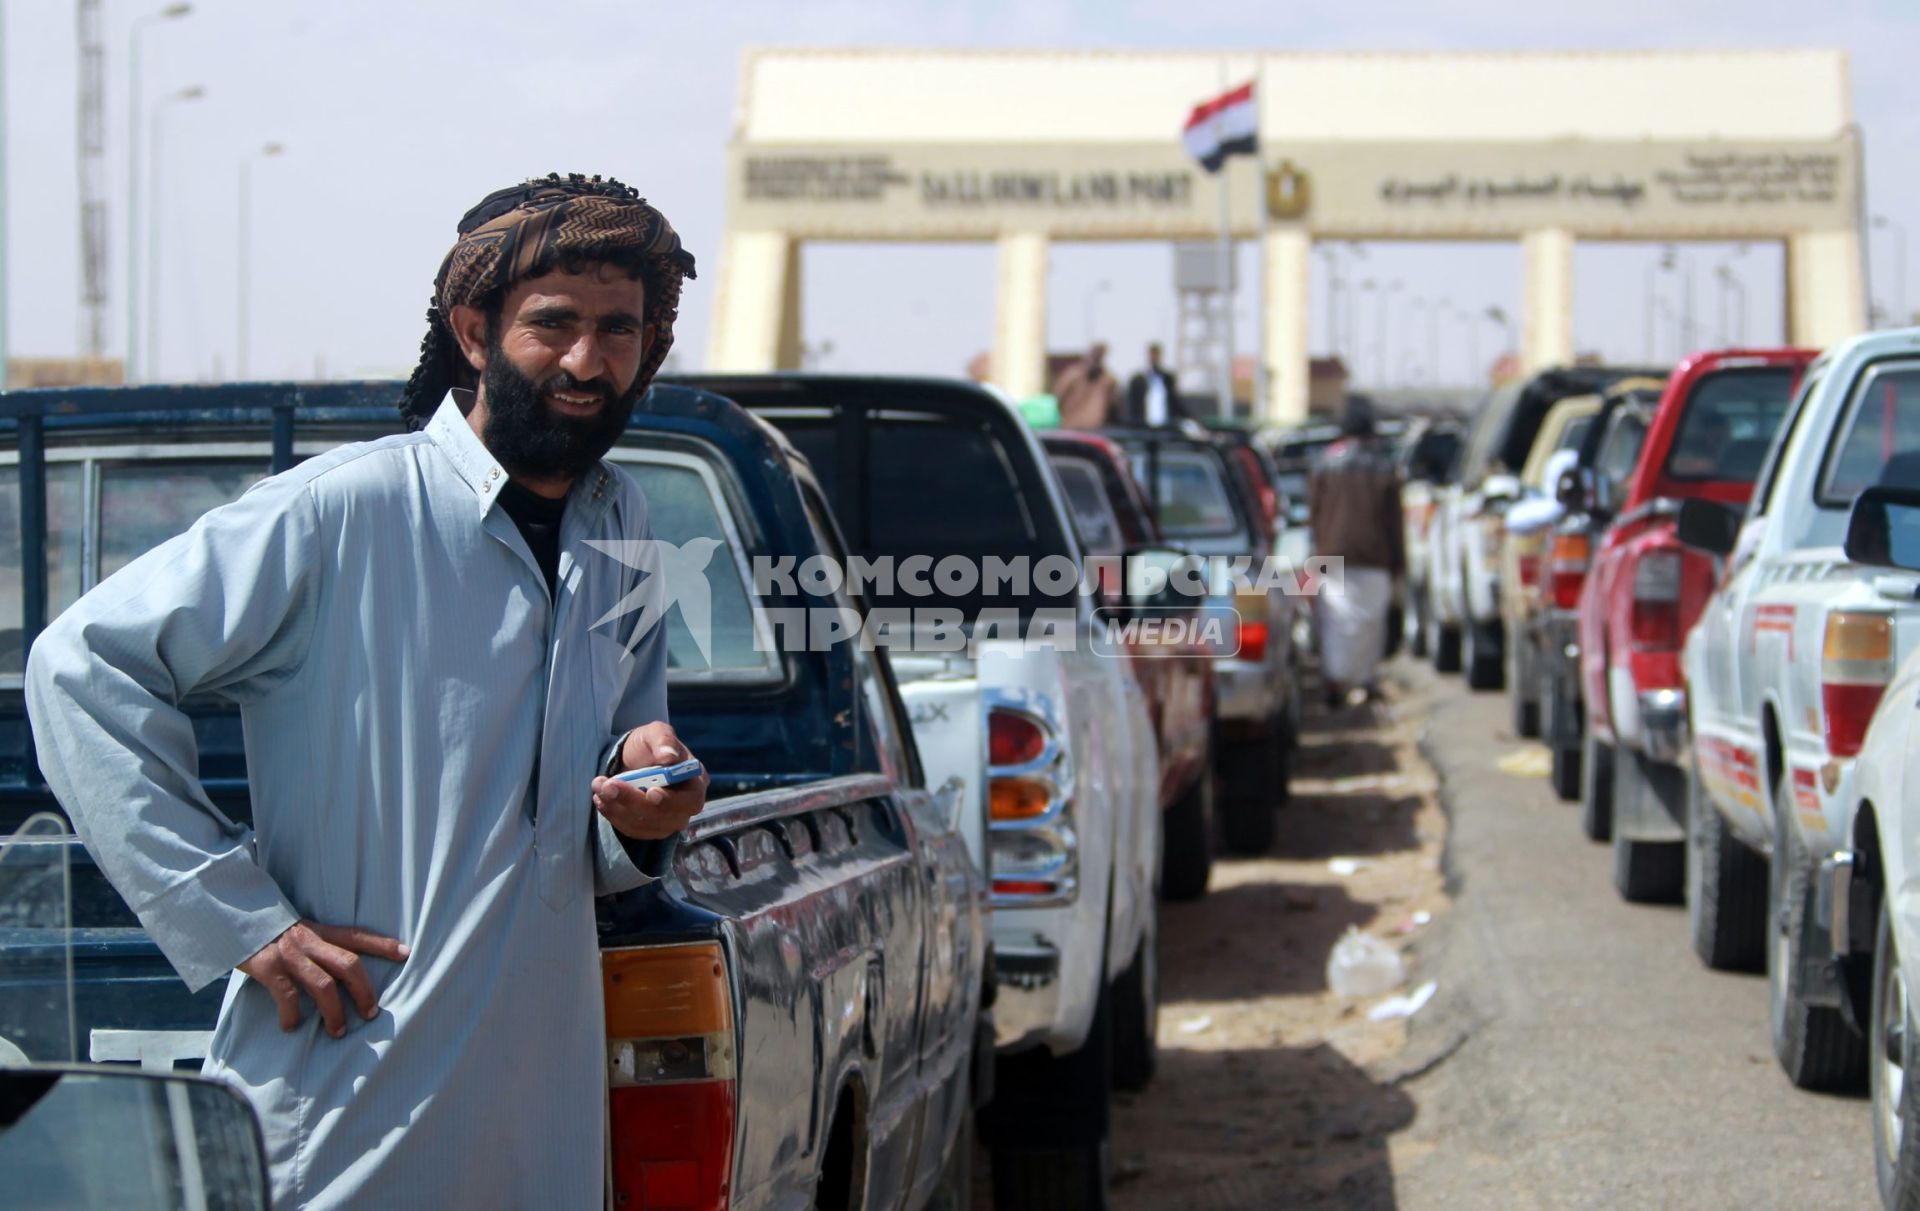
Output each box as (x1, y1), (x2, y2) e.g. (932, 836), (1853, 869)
(1182, 81), (1258, 173)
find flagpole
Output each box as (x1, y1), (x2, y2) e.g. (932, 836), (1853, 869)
(1252, 62), (1268, 423)
(1215, 59), (1234, 421)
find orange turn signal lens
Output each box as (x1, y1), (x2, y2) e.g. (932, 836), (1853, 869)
(990, 777), (1054, 821)
(603, 942), (731, 1039)
(1824, 612), (1892, 664)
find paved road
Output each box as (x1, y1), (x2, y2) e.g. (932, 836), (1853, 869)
(1393, 661), (1876, 1209)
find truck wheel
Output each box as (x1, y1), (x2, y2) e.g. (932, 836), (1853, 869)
(1218, 733), (1279, 855)
(986, 983), (1112, 1211)
(1111, 928), (1159, 1092)
(1685, 753), (1766, 971)
(1611, 751), (1684, 903)
(1580, 732), (1614, 842)
(1767, 774), (1867, 1091)
(1872, 899), (1920, 1208)
(1428, 586), (1462, 673)
(1408, 582), (1430, 658)
(1160, 765), (1214, 903)
(1509, 642), (1540, 737)
(1464, 618), (1504, 691)
(1542, 666), (1581, 801)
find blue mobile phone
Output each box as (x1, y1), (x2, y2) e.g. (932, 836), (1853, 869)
(613, 757), (705, 790)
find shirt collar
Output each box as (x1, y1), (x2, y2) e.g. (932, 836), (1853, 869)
(425, 391), (620, 522)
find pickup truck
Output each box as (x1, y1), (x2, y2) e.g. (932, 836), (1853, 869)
(1110, 426), (1299, 855)
(0, 381), (991, 1211)
(1573, 351), (1809, 876)
(1426, 365), (1664, 690)
(1533, 381), (1662, 802)
(1678, 327), (1920, 1093)
(1814, 484), (1920, 1208)
(1041, 430), (1218, 903)
(681, 374), (1161, 1210)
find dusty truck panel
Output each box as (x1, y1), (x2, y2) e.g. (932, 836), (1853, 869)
(0, 381), (989, 1211)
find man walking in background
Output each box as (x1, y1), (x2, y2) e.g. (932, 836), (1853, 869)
(1309, 397), (1405, 706)
(1122, 342), (1194, 426)
(1054, 341), (1119, 428)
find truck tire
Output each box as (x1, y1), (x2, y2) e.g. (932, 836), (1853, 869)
(1580, 732), (1614, 843)
(1767, 774), (1867, 1091)
(1160, 764), (1214, 903)
(1428, 584), (1462, 674)
(1509, 641), (1539, 737)
(1685, 752), (1766, 971)
(1218, 730), (1280, 855)
(1464, 618), (1504, 691)
(1542, 665), (1581, 801)
(1111, 929), (1159, 1092)
(1408, 582), (1430, 658)
(1871, 899), (1920, 1209)
(986, 982), (1113, 1211)
(1610, 751), (1684, 903)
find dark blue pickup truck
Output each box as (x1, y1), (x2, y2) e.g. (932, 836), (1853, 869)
(0, 382), (989, 1211)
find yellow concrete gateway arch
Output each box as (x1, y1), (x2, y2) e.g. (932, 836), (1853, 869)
(709, 48), (1863, 424)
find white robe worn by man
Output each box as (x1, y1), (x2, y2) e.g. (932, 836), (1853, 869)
(25, 175), (702, 1209)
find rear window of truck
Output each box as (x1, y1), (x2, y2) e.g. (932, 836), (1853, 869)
(1049, 455), (1126, 557)
(1663, 366), (1798, 484)
(1129, 449), (1241, 538)
(1816, 359), (1920, 508)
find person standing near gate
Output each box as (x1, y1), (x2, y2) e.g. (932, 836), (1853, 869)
(1308, 397), (1405, 706)
(1054, 341), (1120, 429)
(1122, 342), (1195, 427)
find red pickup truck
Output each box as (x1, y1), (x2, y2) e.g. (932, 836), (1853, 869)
(1570, 348), (1815, 881)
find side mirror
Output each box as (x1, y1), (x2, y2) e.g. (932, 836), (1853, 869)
(1675, 498), (1741, 557)
(1480, 473), (1521, 505)
(1555, 466), (1595, 513)
(0, 1065), (270, 1209)
(1845, 486), (1920, 572)
(1122, 545), (1208, 616)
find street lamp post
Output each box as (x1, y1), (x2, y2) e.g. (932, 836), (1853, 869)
(1377, 280), (1402, 388)
(1456, 303), (1480, 388)
(1406, 297), (1428, 384)
(1358, 279), (1377, 386)
(1642, 246), (1676, 363)
(1714, 264), (1747, 346)
(237, 142), (284, 380)
(1875, 215), (1908, 327)
(1486, 305), (1516, 361)
(146, 84), (204, 383)
(126, 3), (192, 382)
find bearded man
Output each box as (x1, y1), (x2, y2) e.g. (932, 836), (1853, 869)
(26, 174), (706, 1209)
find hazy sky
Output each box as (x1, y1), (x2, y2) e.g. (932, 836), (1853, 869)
(6, 0), (1916, 392)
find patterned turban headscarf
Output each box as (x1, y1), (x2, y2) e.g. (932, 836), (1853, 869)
(398, 173), (697, 430)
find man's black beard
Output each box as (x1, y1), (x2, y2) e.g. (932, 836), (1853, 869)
(478, 345), (639, 483)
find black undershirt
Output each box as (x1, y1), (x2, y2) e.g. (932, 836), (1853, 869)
(497, 479), (566, 598)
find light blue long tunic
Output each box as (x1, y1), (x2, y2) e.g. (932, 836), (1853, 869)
(25, 397), (666, 1209)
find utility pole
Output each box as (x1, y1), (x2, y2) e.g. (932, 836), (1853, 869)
(76, 0), (109, 359)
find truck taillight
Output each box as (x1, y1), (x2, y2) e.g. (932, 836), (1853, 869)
(604, 942), (736, 1211)
(1821, 612), (1893, 758)
(1549, 533), (1590, 610)
(1629, 549), (1683, 649)
(989, 710), (1046, 767)
(987, 701), (1076, 904)
(1236, 619), (1269, 663)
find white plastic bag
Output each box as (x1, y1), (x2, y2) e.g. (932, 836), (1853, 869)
(1326, 926), (1405, 999)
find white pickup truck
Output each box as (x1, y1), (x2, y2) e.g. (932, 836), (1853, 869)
(1813, 478), (1920, 1207)
(1427, 365), (1661, 689)
(1677, 327), (1920, 1093)
(687, 374), (1162, 1210)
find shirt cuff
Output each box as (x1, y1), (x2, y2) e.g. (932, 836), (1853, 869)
(134, 849), (302, 994)
(592, 813), (655, 897)
(603, 730), (633, 777)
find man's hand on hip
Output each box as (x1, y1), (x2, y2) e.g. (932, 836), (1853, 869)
(593, 720), (707, 841)
(238, 922), (411, 1039)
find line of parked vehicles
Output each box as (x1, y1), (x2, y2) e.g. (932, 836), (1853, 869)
(0, 373), (1312, 1209)
(1403, 325), (1920, 1207)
